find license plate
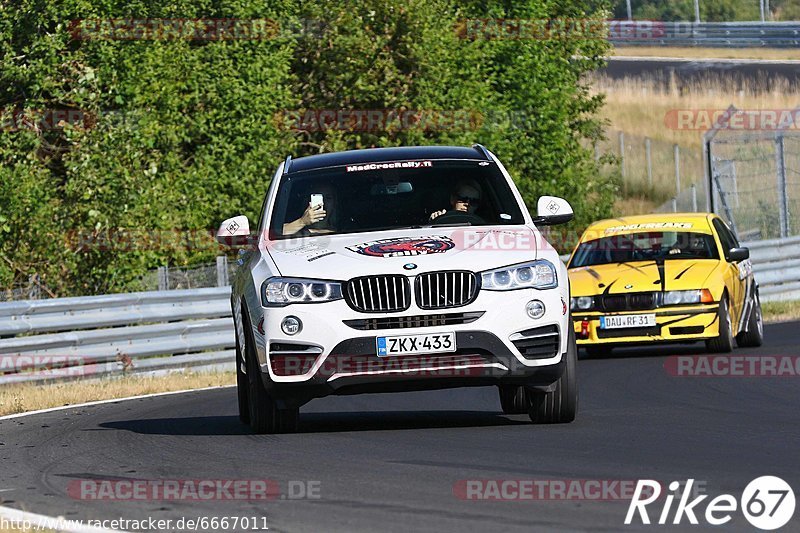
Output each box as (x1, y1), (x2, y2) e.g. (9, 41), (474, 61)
(377, 332), (456, 357)
(600, 314), (656, 329)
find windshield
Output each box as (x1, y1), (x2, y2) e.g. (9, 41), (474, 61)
(269, 159), (526, 239)
(569, 231), (719, 268)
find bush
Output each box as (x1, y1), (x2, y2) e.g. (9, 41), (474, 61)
(0, 0), (615, 296)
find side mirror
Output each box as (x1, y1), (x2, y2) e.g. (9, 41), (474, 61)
(533, 196), (574, 226)
(728, 247), (749, 262)
(216, 215), (251, 247)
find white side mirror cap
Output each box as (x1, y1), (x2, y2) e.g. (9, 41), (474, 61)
(216, 215), (251, 247)
(535, 196), (574, 226)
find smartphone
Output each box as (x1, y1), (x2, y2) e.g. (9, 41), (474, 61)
(310, 194), (324, 209)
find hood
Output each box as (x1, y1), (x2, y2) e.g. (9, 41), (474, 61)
(568, 259), (722, 296)
(264, 226), (544, 279)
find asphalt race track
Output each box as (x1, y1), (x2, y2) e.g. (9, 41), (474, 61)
(602, 57), (800, 90)
(1, 321), (799, 532)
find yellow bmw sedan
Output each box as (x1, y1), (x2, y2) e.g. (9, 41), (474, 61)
(567, 213), (763, 356)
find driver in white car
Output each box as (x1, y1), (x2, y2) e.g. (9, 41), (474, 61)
(429, 179), (482, 221)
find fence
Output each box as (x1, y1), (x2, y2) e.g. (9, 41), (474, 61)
(610, 21), (800, 48)
(704, 106), (800, 241)
(0, 256), (237, 302)
(0, 287), (235, 385)
(600, 130), (704, 208)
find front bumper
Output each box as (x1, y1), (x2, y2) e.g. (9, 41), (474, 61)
(572, 303), (720, 345)
(251, 286), (570, 406)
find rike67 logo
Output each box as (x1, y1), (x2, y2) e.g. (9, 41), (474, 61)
(626, 477), (795, 530)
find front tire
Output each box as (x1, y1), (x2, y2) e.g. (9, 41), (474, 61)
(528, 326), (578, 424)
(236, 335), (250, 424)
(706, 295), (734, 353)
(498, 385), (533, 415)
(736, 290), (764, 348)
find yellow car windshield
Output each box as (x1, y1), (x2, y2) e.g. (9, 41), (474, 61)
(571, 231), (719, 267)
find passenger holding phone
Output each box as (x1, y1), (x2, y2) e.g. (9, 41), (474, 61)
(282, 186), (336, 236)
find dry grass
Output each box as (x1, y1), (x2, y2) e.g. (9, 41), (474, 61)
(592, 74), (800, 211)
(762, 300), (800, 323)
(613, 195), (659, 216)
(0, 372), (235, 417)
(595, 75), (800, 145)
(613, 46), (800, 61)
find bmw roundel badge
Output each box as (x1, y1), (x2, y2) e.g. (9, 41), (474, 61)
(403, 263), (417, 270)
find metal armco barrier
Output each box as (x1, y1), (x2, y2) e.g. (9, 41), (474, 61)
(0, 287), (235, 385)
(610, 21), (800, 48)
(743, 237), (800, 302)
(2, 239), (799, 386)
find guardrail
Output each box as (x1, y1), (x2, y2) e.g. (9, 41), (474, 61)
(743, 237), (800, 302)
(0, 287), (235, 385)
(610, 21), (800, 48)
(2, 240), (799, 385)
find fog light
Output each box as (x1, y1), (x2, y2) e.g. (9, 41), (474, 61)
(526, 300), (545, 319)
(281, 316), (302, 335)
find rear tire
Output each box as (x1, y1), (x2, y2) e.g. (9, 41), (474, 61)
(528, 326), (578, 424)
(498, 385), (533, 415)
(736, 290), (764, 348)
(706, 295), (734, 353)
(243, 310), (299, 434)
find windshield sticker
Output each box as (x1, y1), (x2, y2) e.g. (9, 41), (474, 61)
(604, 222), (694, 233)
(345, 160), (432, 172)
(347, 236), (454, 257)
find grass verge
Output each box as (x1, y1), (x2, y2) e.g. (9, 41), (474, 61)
(762, 300), (800, 324)
(0, 371), (235, 417)
(613, 47), (800, 61)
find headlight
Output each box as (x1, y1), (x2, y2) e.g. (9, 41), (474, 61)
(481, 260), (557, 290)
(570, 296), (594, 311)
(261, 277), (344, 306)
(661, 289), (713, 306)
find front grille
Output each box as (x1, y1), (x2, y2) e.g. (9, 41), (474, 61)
(601, 292), (657, 312)
(343, 311), (484, 331)
(344, 275), (411, 313)
(415, 271), (479, 310)
(510, 324), (560, 360)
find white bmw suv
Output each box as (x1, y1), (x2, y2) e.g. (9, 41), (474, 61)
(217, 145), (577, 433)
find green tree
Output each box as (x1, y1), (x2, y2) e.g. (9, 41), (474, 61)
(1, 0), (615, 296)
